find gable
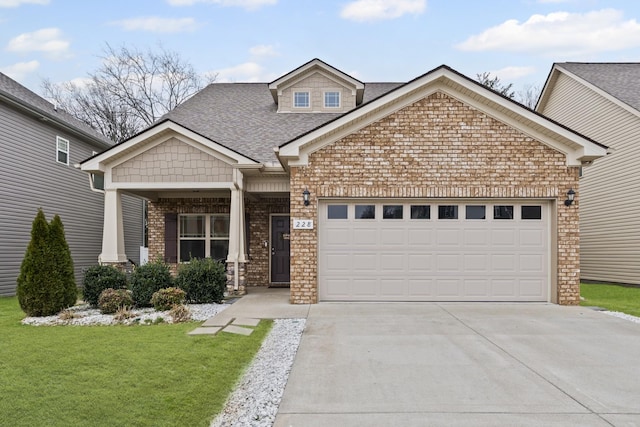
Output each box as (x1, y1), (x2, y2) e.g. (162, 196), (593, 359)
(278, 66), (607, 168)
(112, 137), (233, 183)
(277, 71), (357, 113)
(304, 92), (568, 194)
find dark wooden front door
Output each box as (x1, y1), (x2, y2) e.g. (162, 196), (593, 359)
(271, 215), (290, 283)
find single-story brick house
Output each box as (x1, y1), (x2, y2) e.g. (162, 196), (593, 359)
(81, 59), (607, 305)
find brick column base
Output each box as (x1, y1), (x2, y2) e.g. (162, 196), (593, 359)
(225, 261), (247, 296)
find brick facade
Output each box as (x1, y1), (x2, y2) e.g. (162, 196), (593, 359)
(289, 92), (580, 305)
(147, 196), (289, 286)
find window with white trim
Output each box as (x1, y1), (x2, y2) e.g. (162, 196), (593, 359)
(179, 214), (230, 262)
(293, 91), (310, 108)
(56, 136), (69, 165)
(324, 91), (340, 108)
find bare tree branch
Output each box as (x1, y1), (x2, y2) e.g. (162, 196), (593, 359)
(41, 43), (211, 143)
(476, 71), (515, 99)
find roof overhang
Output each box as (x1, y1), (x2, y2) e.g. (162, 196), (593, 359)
(278, 65), (608, 168)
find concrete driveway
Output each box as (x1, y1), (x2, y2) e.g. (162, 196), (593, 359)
(275, 303), (640, 426)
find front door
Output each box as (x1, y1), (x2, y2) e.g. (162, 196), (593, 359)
(271, 215), (290, 283)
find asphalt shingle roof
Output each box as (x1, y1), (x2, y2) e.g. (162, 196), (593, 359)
(162, 82), (402, 163)
(559, 63), (640, 112)
(0, 72), (113, 147)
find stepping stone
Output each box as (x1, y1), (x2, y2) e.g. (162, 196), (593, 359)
(221, 325), (254, 336)
(232, 317), (260, 327)
(188, 327), (222, 335)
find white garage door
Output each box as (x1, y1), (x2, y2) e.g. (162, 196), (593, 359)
(318, 200), (549, 302)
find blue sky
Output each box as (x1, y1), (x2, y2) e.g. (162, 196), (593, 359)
(2, 0), (640, 97)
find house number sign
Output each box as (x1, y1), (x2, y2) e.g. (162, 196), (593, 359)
(293, 219), (314, 229)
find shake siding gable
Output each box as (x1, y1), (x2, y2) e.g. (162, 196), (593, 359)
(289, 92), (580, 304)
(0, 96), (142, 296)
(541, 72), (640, 284)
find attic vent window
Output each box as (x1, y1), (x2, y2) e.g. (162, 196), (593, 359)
(324, 91), (340, 108)
(294, 91), (310, 108)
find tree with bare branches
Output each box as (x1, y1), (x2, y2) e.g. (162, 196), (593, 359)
(42, 44), (214, 143)
(476, 71), (515, 99)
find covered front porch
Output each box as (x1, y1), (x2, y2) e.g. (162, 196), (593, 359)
(80, 120), (292, 296)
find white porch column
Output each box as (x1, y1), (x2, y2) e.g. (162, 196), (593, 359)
(99, 189), (127, 263)
(227, 169), (247, 292)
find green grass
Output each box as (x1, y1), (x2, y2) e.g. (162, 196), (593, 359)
(0, 297), (271, 427)
(580, 283), (640, 317)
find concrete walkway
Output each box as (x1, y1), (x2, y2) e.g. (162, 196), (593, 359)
(275, 303), (640, 426)
(189, 287), (310, 336)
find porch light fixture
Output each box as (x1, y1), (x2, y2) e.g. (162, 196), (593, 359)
(302, 188), (310, 206)
(564, 188), (576, 206)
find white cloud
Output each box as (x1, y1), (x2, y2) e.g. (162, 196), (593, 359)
(0, 0), (48, 7)
(249, 44), (278, 58)
(456, 9), (640, 57)
(166, 0), (276, 10)
(340, 0), (426, 22)
(213, 62), (277, 82)
(0, 60), (39, 81)
(110, 16), (198, 33)
(489, 66), (536, 80)
(6, 28), (70, 59)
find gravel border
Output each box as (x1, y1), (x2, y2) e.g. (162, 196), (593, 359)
(210, 318), (306, 427)
(602, 310), (640, 324)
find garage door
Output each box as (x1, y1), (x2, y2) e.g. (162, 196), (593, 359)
(318, 200), (549, 302)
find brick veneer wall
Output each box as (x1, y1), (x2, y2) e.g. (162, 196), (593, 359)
(147, 196), (289, 285)
(289, 92), (580, 305)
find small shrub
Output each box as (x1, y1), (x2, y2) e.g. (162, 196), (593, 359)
(59, 309), (78, 320)
(83, 265), (127, 307)
(130, 259), (173, 307)
(169, 304), (192, 323)
(114, 306), (134, 323)
(151, 287), (186, 311)
(175, 257), (226, 304)
(98, 288), (133, 314)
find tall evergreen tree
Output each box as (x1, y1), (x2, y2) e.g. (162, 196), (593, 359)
(49, 214), (77, 307)
(17, 209), (76, 316)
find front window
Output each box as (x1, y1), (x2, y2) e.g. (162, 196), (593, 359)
(56, 136), (69, 165)
(294, 91), (310, 108)
(324, 91), (340, 108)
(179, 214), (229, 262)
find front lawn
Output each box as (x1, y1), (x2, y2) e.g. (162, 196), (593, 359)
(0, 297), (271, 427)
(580, 283), (640, 317)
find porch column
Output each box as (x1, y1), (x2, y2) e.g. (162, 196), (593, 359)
(226, 169), (247, 294)
(99, 188), (127, 264)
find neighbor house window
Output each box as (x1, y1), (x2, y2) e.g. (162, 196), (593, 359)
(56, 136), (69, 165)
(324, 91), (340, 108)
(294, 91), (310, 108)
(179, 214), (230, 262)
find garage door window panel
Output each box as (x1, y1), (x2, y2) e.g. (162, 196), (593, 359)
(383, 205), (403, 219)
(466, 205), (486, 220)
(522, 206), (542, 220)
(328, 205), (348, 219)
(494, 205), (514, 220)
(438, 205), (458, 219)
(410, 205), (430, 219)
(355, 205), (375, 219)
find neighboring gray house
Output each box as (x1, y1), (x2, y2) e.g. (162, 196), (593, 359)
(537, 63), (637, 285)
(0, 72), (143, 296)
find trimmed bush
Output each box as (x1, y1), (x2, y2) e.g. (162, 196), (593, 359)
(151, 287), (186, 311)
(130, 259), (173, 307)
(175, 257), (226, 304)
(98, 288), (133, 314)
(17, 209), (76, 317)
(83, 265), (128, 307)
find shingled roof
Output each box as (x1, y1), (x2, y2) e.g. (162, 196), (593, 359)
(0, 72), (113, 148)
(161, 82), (402, 163)
(558, 63), (640, 112)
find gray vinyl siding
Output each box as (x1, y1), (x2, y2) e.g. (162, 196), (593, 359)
(540, 72), (640, 285)
(0, 101), (143, 296)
